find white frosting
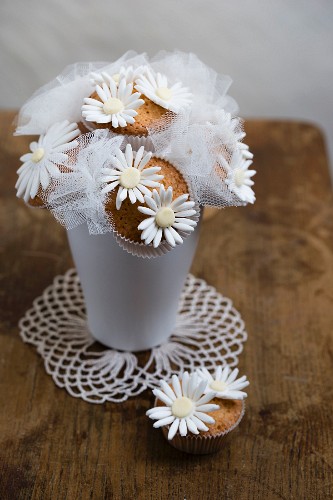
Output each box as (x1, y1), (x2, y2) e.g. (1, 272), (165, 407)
(99, 144), (163, 210)
(138, 185), (197, 248)
(197, 365), (249, 400)
(146, 372), (220, 440)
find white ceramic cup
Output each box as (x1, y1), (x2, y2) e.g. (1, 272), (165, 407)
(67, 222), (200, 351)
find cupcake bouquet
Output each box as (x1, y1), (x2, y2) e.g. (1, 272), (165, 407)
(14, 50), (256, 258)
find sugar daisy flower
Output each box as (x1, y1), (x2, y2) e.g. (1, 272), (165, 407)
(146, 372), (220, 440)
(90, 65), (148, 87)
(15, 120), (80, 203)
(82, 78), (144, 128)
(99, 144), (163, 209)
(220, 150), (256, 204)
(197, 366), (249, 400)
(135, 69), (192, 113)
(138, 185), (197, 248)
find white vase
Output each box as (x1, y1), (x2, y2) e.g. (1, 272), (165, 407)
(67, 222), (201, 351)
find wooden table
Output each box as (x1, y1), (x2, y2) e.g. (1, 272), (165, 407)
(1, 112), (332, 499)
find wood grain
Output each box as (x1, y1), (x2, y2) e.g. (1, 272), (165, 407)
(1, 112), (333, 499)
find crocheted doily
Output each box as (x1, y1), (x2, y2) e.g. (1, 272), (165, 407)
(19, 269), (247, 404)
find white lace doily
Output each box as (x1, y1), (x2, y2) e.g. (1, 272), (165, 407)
(19, 269), (247, 403)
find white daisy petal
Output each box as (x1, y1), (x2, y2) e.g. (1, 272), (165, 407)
(148, 410), (172, 420)
(168, 419), (180, 440)
(153, 228), (163, 248)
(153, 416), (175, 428)
(179, 418), (188, 436)
(137, 206), (156, 216)
(195, 403), (220, 412)
(171, 375), (182, 398)
(173, 222), (195, 232)
(220, 366), (230, 382)
(159, 380), (177, 401)
(220, 390), (248, 400)
(146, 406), (170, 416)
(164, 227), (176, 247)
(138, 217), (155, 231)
(193, 411), (216, 424)
(191, 415), (209, 432)
(186, 418), (199, 435)
(195, 392), (216, 406)
(181, 372), (190, 398)
(128, 189), (136, 204)
(227, 368), (239, 384)
(141, 224), (157, 241)
(152, 389), (174, 407)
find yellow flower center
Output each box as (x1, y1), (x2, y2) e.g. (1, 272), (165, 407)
(31, 147), (45, 163)
(172, 396), (193, 418)
(155, 87), (172, 101)
(234, 169), (246, 187)
(120, 167), (140, 189)
(210, 380), (227, 392)
(155, 207), (175, 228)
(103, 97), (124, 115)
(112, 73), (120, 83)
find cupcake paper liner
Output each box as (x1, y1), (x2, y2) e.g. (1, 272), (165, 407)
(161, 401), (245, 455)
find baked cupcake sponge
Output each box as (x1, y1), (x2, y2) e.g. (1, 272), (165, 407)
(105, 157), (189, 244)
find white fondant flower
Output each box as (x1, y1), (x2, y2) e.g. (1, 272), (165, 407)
(100, 144), (163, 209)
(90, 65), (148, 87)
(146, 372), (219, 440)
(138, 185), (197, 248)
(221, 151), (256, 204)
(15, 120), (80, 203)
(135, 69), (192, 113)
(82, 79), (144, 128)
(197, 366), (249, 400)
(238, 142), (254, 160)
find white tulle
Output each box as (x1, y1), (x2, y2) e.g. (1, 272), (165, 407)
(15, 50), (256, 248)
(45, 130), (123, 234)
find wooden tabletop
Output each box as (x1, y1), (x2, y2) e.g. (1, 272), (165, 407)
(1, 112), (333, 499)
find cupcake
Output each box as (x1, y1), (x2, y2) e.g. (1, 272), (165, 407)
(146, 367), (249, 454)
(101, 143), (198, 255)
(82, 66), (192, 136)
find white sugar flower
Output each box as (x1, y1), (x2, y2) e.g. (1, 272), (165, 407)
(197, 366), (249, 400)
(135, 69), (192, 113)
(138, 185), (197, 248)
(220, 150), (256, 204)
(147, 372), (219, 440)
(90, 65), (148, 87)
(15, 120), (80, 203)
(238, 142), (254, 160)
(100, 144), (163, 209)
(82, 78), (144, 128)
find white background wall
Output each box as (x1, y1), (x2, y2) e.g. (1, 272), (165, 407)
(1, 0), (332, 171)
